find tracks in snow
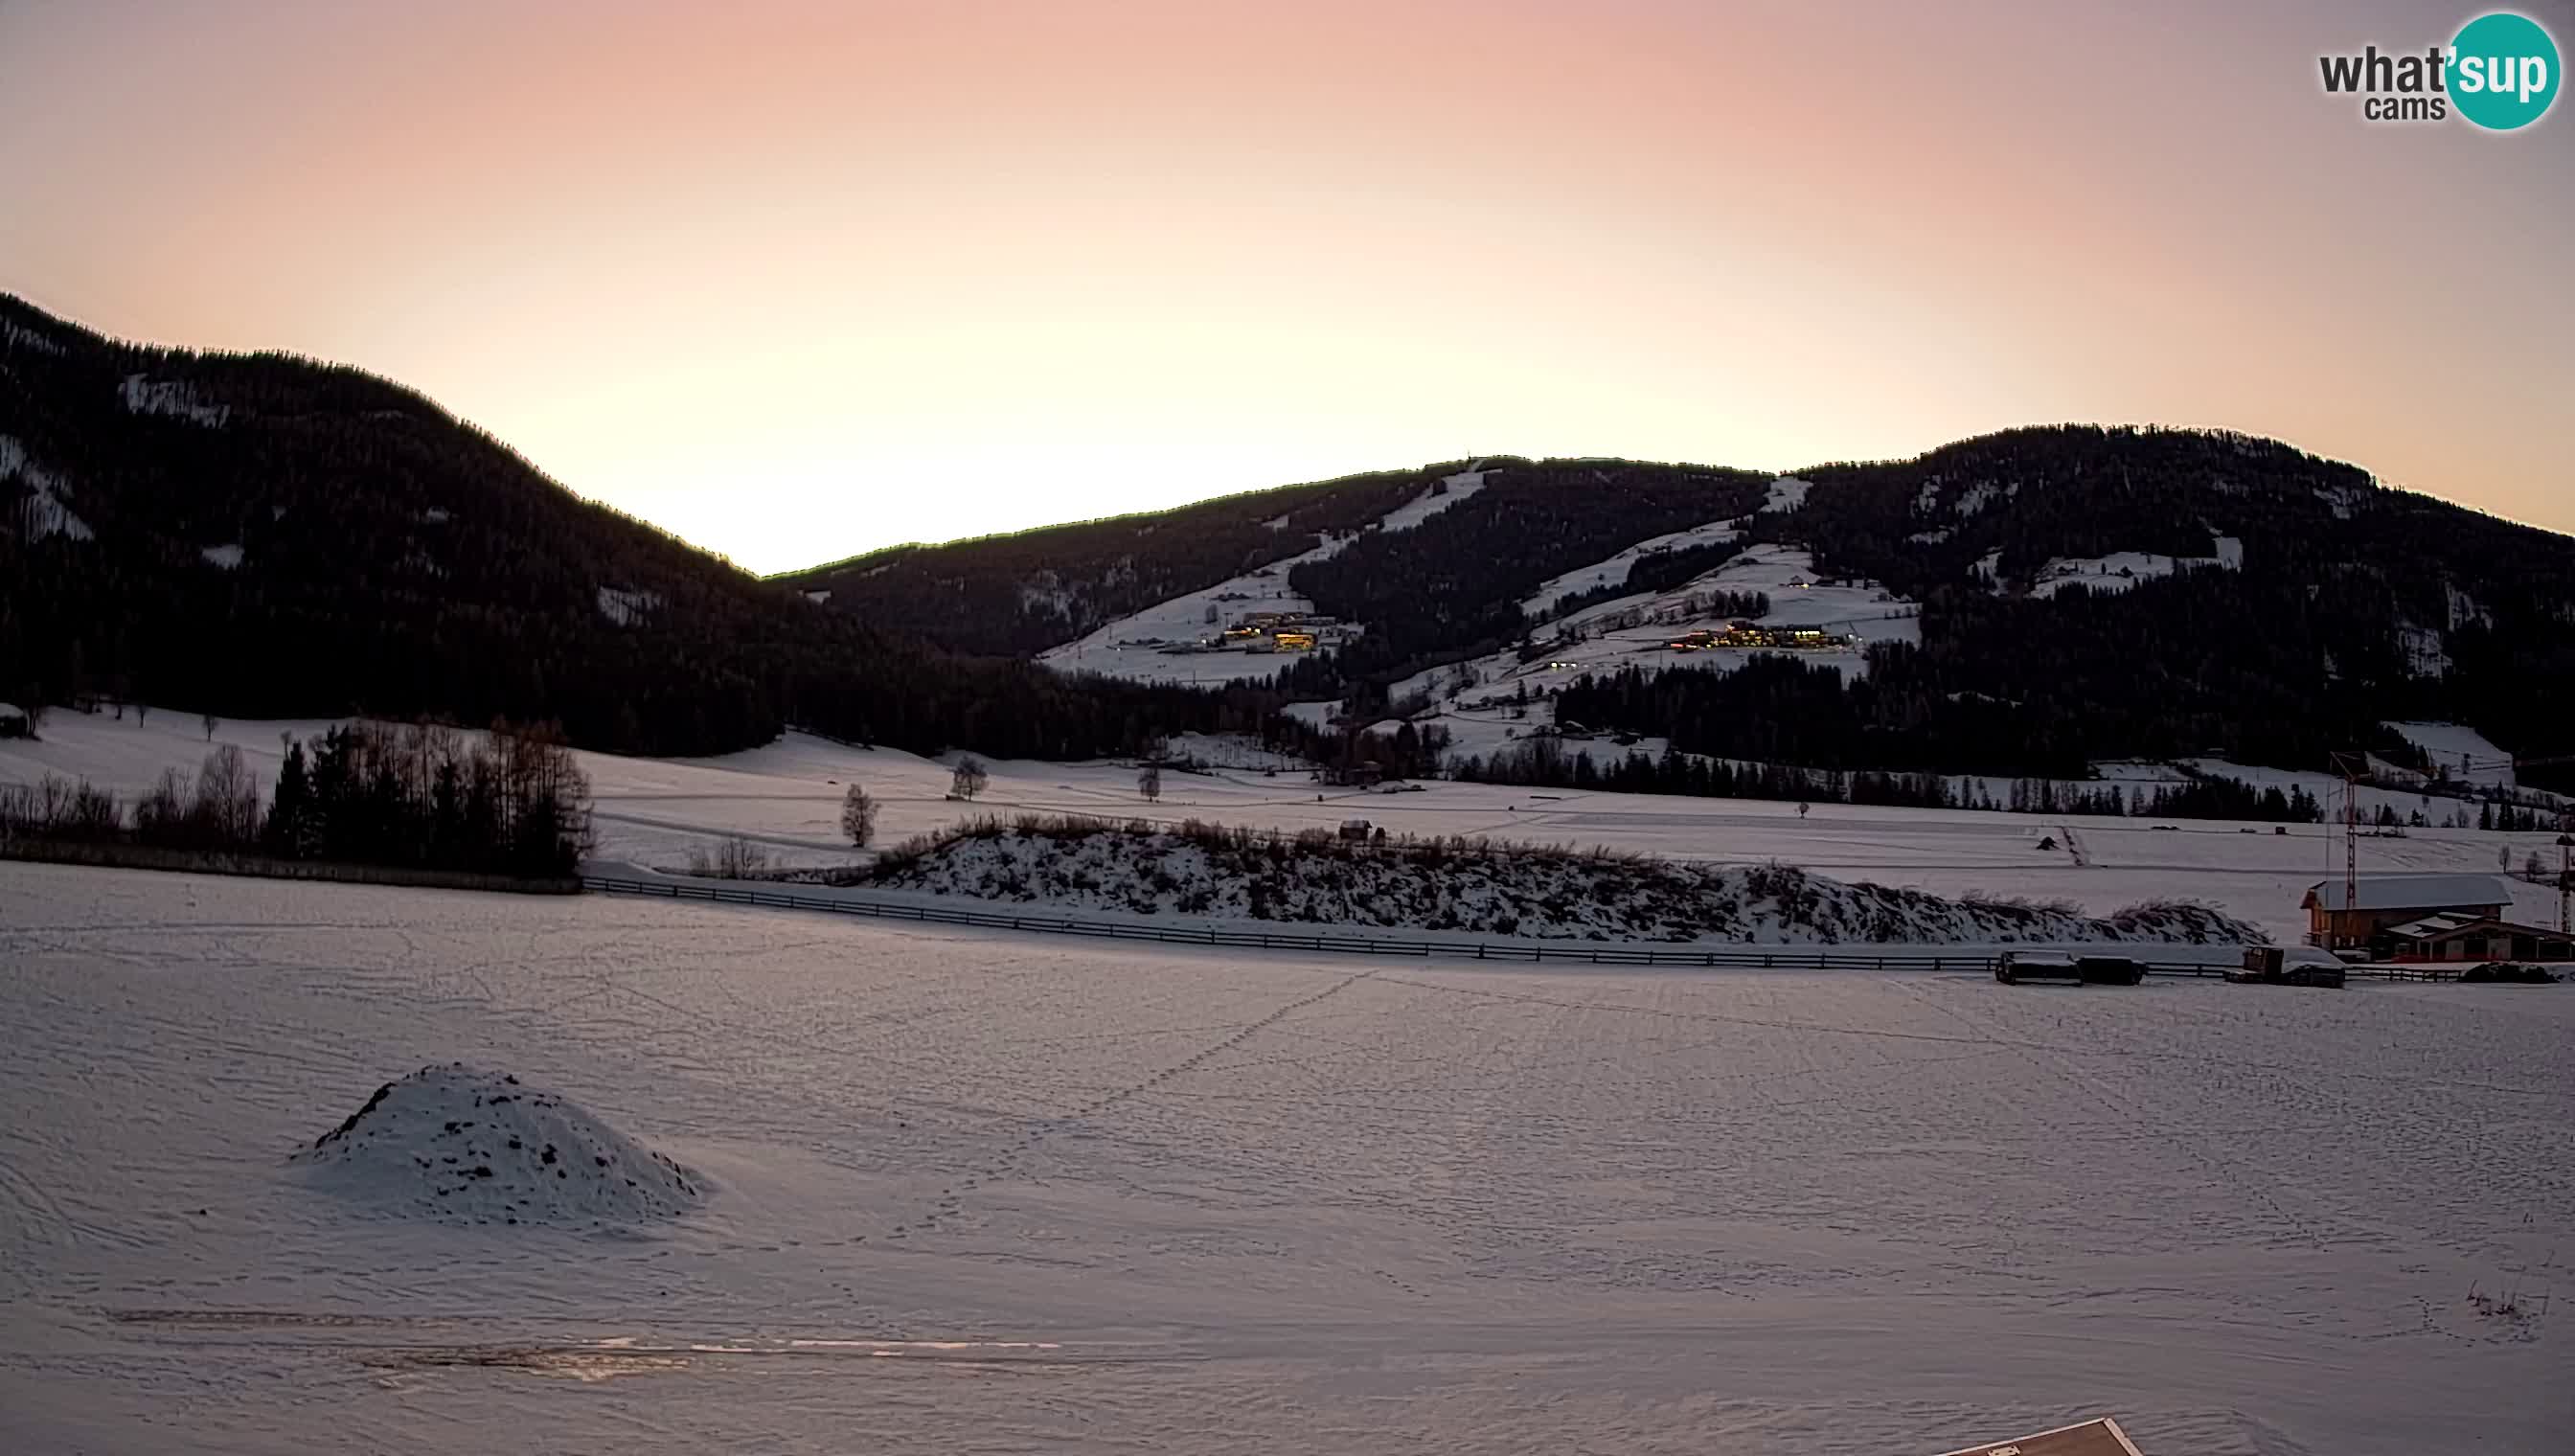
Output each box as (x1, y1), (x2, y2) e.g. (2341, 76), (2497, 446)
(881, 967), (1380, 1244)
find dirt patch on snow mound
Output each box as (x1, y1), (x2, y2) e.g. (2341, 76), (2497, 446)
(294, 1064), (701, 1226)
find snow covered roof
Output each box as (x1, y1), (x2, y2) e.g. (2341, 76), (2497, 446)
(2384, 912), (2486, 939)
(2385, 910), (2562, 941)
(2300, 874), (2510, 912)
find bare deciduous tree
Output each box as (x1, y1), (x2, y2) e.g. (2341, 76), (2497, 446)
(195, 744), (262, 845)
(200, 711), (219, 742)
(689, 834), (772, 879)
(840, 783), (878, 848)
(950, 756), (989, 802)
(1138, 762), (1162, 804)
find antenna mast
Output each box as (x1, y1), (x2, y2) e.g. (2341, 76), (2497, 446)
(2330, 750), (2366, 911)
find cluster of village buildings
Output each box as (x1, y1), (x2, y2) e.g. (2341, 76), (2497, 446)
(1665, 621), (1852, 652)
(1135, 605), (1363, 657)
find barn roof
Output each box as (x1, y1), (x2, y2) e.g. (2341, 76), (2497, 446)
(2301, 873), (2512, 912)
(2385, 912), (2562, 942)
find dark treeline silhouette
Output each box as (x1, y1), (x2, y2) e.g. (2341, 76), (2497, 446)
(1265, 714), (1452, 783)
(263, 721), (591, 876)
(1767, 425), (2575, 788)
(1450, 735), (2331, 824)
(0, 295), (1243, 762)
(0, 719), (594, 876)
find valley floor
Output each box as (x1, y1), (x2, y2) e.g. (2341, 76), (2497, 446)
(8, 712), (2569, 945)
(2, 864), (2568, 1454)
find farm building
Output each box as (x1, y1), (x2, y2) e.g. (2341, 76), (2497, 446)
(2299, 873), (2510, 952)
(2379, 913), (2572, 965)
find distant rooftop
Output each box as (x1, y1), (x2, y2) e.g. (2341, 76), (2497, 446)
(2301, 873), (2511, 912)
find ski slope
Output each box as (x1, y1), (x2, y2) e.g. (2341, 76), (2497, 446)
(1518, 515), (1743, 619)
(2387, 721), (2517, 788)
(2, 863), (2566, 1454)
(1037, 468), (1486, 685)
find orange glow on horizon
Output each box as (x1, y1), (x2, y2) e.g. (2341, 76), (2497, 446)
(3, 0), (2567, 571)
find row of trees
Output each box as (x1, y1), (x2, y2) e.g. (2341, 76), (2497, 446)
(0, 719), (593, 877)
(1448, 736), (2340, 825)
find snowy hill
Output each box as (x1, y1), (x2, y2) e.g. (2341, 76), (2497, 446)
(1036, 469), (1487, 685)
(797, 427), (2570, 793)
(1518, 512), (1745, 619)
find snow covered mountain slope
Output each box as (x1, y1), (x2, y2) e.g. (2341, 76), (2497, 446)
(1037, 469), (1487, 684)
(2386, 721), (2518, 788)
(1518, 513), (1744, 618)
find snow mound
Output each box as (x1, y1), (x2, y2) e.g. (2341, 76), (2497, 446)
(294, 1064), (701, 1226)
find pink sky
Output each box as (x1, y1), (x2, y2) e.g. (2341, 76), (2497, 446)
(3, 0), (2568, 571)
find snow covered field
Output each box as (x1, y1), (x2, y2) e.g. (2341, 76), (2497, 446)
(2027, 540), (2244, 600)
(3, 864), (2566, 1453)
(8, 708), (2569, 945)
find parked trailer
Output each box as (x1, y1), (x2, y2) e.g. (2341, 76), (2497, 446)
(1995, 951), (2083, 985)
(2076, 954), (2145, 986)
(1995, 952), (2141, 986)
(2223, 945), (2345, 988)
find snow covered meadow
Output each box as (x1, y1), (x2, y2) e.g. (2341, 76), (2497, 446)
(3, 863), (2569, 1453)
(8, 706), (2568, 945)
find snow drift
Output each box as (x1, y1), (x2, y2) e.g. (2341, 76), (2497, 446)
(294, 1064), (701, 1226)
(867, 818), (2262, 944)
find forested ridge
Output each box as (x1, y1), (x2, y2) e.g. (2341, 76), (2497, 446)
(0, 294), (1246, 759)
(1714, 426), (2575, 785)
(785, 425), (2573, 788)
(10, 289), (2566, 789)
(773, 466), (1444, 657)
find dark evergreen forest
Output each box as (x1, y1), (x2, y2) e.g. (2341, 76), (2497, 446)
(0, 295), (1253, 760)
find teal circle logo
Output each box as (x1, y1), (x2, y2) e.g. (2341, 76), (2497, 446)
(2450, 11), (2560, 130)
